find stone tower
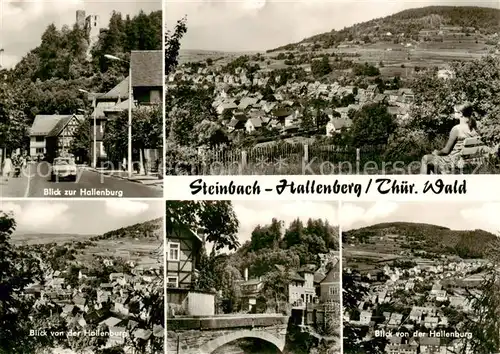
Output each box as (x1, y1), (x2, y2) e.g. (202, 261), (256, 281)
(76, 10), (86, 29)
(84, 14), (101, 58)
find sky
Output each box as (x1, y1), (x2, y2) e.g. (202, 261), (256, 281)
(342, 201), (500, 235)
(0, 0), (161, 69)
(1, 200), (164, 235)
(165, 0), (499, 52)
(232, 201), (339, 245)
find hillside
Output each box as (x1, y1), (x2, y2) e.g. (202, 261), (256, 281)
(11, 233), (95, 245)
(343, 221), (498, 259)
(269, 6), (500, 51)
(93, 217), (163, 241)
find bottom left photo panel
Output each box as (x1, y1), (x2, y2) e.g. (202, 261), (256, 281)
(0, 200), (165, 354)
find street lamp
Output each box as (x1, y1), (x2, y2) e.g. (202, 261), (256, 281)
(78, 89), (97, 168)
(105, 54), (133, 178)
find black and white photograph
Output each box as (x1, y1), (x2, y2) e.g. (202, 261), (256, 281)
(341, 201), (500, 354)
(165, 0), (500, 176)
(0, 0), (163, 198)
(166, 201), (341, 354)
(0, 199), (164, 353)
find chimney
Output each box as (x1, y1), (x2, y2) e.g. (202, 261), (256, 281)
(244, 268), (248, 281)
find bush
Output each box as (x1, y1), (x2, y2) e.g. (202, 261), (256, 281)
(384, 128), (445, 166)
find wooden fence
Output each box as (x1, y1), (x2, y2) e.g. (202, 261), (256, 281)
(197, 143), (387, 175)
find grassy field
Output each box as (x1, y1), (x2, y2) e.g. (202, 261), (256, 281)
(13, 223), (163, 268)
(77, 237), (161, 267)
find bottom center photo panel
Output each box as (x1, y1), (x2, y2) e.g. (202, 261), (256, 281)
(166, 201), (341, 354)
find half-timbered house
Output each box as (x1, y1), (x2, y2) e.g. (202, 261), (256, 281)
(166, 224), (215, 316)
(166, 224), (203, 289)
(44, 114), (85, 162)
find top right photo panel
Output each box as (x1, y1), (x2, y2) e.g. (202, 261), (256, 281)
(165, 1), (500, 176)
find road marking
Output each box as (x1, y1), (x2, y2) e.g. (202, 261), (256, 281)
(24, 165), (31, 198)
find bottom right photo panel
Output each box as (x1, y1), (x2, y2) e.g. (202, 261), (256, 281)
(341, 201), (500, 354)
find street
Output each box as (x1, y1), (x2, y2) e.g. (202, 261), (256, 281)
(0, 163), (162, 198)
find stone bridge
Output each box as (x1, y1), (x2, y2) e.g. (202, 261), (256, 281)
(167, 313), (290, 354)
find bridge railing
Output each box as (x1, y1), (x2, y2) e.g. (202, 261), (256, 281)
(168, 313), (290, 331)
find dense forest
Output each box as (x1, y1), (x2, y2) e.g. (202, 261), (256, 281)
(0, 10), (161, 155)
(269, 6), (500, 51)
(344, 221), (498, 259)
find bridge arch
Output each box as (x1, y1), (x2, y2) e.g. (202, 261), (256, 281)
(197, 329), (285, 354)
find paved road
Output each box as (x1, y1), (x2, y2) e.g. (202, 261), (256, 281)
(0, 162), (162, 198)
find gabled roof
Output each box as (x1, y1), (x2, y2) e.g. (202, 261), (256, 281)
(30, 115), (70, 136)
(99, 77), (129, 100)
(131, 50), (163, 87)
(100, 317), (122, 327)
(314, 272), (326, 283)
(320, 258), (340, 283)
(47, 114), (84, 137)
(248, 117), (262, 128)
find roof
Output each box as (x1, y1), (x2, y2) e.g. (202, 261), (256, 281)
(100, 77), (129, 100)
(131, 50), (163, 87)
(321, 259), (340, 283)
(240, 278), (262, 286)
(104, 98), (131, 113)
(133, 328), (152, 340)
(248, 118), (262, 128)
(330, 118), (352, 130)
(30, 115), (71, 136)
(153, 324), (164, 338)
(420, 337), (440, 346)
(47, 114), (84, 137)
(314, 272), (326, 283)
(100, 317), (122, 327)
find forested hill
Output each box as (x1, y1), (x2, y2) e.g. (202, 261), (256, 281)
(218, 218), (339, 278)
(92, 217), (163, 241)
(344, 221), (498, 259)
(269, 6), (500, 51)
(0, 10), (161, 152)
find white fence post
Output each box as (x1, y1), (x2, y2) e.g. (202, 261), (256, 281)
(356, 148), (360, 175)
(241, 150), (247, 174)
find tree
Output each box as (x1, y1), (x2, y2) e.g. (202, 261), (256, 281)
(343, 270), (387, 353)
(165, 201), (240, 251)
(250, 218), (282, 251)
(301, 108), (315, 130)
(349, 103), (397, 146)
(165, 17), (187, 75)
(219, 265), (242, 313)
(311, 56), (332, 77)
(0, 82), (29, 158)
(0, 212), (67, 353)
(261, 269), (292, 314)
(69, 117), (91, 163)
(103, 105), (162, 170)
(409, 55), (500, 144)
(461, 238), (500, 353)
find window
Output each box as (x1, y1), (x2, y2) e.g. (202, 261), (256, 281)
(329, 286), (338, 295)
(167, 276), (178, 288)
(36, 148), (44, 154)
(167, 242), (180, 261)
(35, 136), (44, 142)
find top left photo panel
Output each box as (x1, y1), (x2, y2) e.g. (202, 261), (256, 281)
(0, 0), (163, 198)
